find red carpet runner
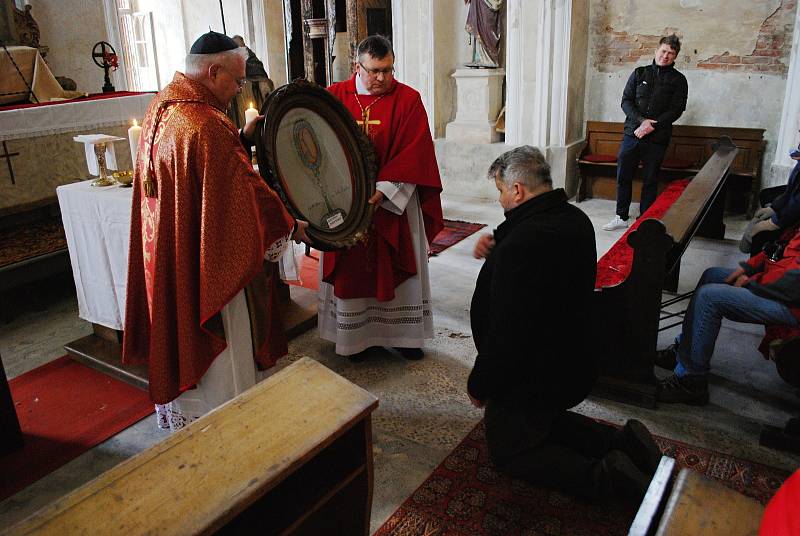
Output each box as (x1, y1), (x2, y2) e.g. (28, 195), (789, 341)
(1, 356), (153, 501)
(374, 420), (788, 536)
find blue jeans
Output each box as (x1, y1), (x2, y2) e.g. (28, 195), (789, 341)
(616, 134), (668, 219)
(673, 267), (798, 378)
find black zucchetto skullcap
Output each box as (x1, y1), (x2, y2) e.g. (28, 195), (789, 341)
(189, 31), (238, 54)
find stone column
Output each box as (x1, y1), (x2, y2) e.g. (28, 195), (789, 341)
(771, 3), (800, 187)
(445, 68), (505, 144)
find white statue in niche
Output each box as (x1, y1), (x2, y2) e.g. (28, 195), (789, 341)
(464, 0), (504, 68)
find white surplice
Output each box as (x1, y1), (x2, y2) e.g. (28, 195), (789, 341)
(155, 235), (295, 431)
(317, 182), (434, 356)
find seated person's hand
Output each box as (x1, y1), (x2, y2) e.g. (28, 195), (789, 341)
(473, 233), (496, 259)
(752, 218), (780, 235)
(733, 274), (750, 287)
(368, 190), (385, 206)
(724, 267), (745, 285)
(754, 206), (776, 221)
(292, 220), (310, 244)
(242, 113), (265, 143)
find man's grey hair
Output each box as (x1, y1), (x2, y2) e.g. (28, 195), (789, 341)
(184, 47), (247, 78)
(488, 145), (552, 189)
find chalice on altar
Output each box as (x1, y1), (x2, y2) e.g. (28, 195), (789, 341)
(73, 134), (126, 187)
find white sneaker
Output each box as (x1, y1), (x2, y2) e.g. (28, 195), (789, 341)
(603, 215), (629, 231)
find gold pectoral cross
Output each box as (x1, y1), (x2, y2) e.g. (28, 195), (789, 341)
(357, 109), (381, 135)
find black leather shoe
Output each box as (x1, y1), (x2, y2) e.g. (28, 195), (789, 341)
(654, 343), (678, 370)
(601, 450), (650, 502)
(617, 420), (662, 476)
(346, 350), (371, 363)
(396, 347), (424, 360)
(658, 374), (709, 405)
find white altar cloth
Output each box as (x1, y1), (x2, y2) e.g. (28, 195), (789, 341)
(57, 178), (300, 331)
(0, 92), (154, 142)
(57, 180), (133, 330)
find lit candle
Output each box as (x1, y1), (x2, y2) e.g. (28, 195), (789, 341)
(128, 119), (142, 165)
(245, 102), (258, 125)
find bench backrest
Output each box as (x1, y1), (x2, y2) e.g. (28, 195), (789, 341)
(583, 121), (764, 177)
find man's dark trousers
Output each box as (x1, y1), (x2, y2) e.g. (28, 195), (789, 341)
(615, 134), (668, 220)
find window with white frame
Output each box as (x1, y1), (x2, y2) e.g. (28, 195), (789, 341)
(115, 0), (160, 91)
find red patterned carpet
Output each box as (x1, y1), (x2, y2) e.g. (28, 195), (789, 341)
(430, 219), (487, 257)
(0, 216), (67, 269)
(374, 420), (788, 536)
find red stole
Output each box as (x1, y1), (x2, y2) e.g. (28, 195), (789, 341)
(324, 76), (443, 301)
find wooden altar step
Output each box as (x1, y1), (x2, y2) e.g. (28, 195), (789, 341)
(65, 286), (318, 390)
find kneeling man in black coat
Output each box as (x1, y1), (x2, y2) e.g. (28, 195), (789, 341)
(468, 145), (661, 502)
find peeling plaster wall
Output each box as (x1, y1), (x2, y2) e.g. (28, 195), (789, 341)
(586, 0), (798, 187)
(31, 0), (109, 94)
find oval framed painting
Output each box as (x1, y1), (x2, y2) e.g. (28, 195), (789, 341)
(255, 79), (377, 251)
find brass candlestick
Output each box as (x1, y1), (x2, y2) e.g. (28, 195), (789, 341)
(91, 142), (115, 187)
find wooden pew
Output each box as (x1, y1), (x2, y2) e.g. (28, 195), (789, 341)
(630, 457), (764, 536)
(577, 121), (765, 218)
(5, 357), (379, 536)
(592, 139), (739, 408)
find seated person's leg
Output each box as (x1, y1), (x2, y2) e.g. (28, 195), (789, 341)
(656, 266), (737, 370)
(660, 277), (798, 404)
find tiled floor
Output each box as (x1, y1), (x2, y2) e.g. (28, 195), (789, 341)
(1, 193), (798, 532)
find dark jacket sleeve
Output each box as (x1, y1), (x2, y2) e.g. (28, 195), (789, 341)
(747, 269), (800, 306)
(467, 239), (543, 403)
(654, 73), (688, 129)
(620, 69), (645, 125)
(773, 165), (800, 228)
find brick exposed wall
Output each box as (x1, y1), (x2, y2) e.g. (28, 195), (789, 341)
(593, 0), (796, 76)
(594, 27), (682, 67)
(697, 0), (796, 75)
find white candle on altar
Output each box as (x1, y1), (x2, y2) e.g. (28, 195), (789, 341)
(128, 119), (142, 165)
(245, 102), (258, 124)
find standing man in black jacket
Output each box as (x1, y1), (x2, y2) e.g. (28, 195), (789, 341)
(604, 34), (688, 231)
(469, 146), (662, 501)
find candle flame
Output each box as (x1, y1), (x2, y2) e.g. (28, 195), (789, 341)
(249, 102), (254, 109)
(132, 119), (138, 127)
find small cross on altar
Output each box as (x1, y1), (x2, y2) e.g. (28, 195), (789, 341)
(0, 141), (19, 185)
(356, 109), (381, 135)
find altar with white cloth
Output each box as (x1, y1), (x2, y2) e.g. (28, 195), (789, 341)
(0, 91), (153, 216)
(56, 180), (317, 388)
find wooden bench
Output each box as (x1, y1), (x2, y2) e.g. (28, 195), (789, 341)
(592, 140), (739, 407)
(630, 457), (764, 536)
(6, 357), (379, 536)
(577, 121), (765, 216)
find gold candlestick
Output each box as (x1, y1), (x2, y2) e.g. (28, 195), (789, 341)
(91, 142), (115, 187)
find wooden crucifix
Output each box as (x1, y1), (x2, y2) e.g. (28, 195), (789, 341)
(0, 141), (19, 185)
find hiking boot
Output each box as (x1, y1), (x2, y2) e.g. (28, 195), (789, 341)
(603, 215), (629, 231)
(658, 374), (709, 405)
(616, 420), (663, 476)
(654, 343), (678, 371)
(600, 450), (650, 502)
(396, 347), (424, 360)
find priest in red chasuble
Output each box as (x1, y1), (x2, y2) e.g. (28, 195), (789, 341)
(123, 31), (308, 431)
(322, 35), (444, 360)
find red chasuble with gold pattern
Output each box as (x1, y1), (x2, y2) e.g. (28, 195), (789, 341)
(123, 73), (295, 404)
(325, 75), (443, 300)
